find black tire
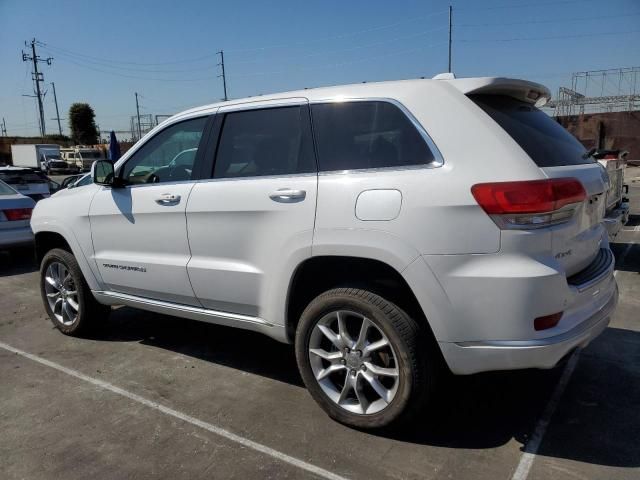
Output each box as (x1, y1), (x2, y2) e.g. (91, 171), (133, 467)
(295, 287), (435, 430)
(40, 248), (110, 336)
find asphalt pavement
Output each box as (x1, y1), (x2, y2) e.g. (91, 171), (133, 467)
(1, 169), (638, 479)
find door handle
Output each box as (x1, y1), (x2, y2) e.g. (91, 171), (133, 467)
(269, 189), (306, 203)
(155, 193), (181, 205)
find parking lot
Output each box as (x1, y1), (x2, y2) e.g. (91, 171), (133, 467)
(1, 170), (638, 480)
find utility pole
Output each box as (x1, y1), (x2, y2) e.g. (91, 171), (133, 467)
(22, 39), (53, 137)
(448, 5), (453, 73)
(135, 92), (142, 140)
(51, 82), (62, 136)
(1, 118), (7, 136)
(217, 50), (228, 101)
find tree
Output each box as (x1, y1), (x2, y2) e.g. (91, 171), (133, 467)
(68, 103), (98, 145)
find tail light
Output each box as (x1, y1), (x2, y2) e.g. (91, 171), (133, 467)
(471, 178), (586, 229)
(3, 208), (33, 221)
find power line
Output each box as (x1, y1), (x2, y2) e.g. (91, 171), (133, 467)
(458, 12), (640, 27)
(227, 27), (447, 66)
(38, 46), (217, 74)
(225, 10), (449, 53)
(36, 41), (218, 67)
(458, 29), (640, 43)
(232, 42), (446, 78)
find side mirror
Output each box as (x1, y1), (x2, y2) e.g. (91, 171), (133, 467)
(92, 160), (117, 186)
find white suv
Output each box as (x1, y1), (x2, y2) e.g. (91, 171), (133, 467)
(32, 76), (618, 429)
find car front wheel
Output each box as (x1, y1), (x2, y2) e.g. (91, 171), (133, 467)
(40, 248), (110, 335)
(295, 288), (434, 429)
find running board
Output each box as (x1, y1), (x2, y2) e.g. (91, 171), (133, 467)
(92, 291), (288, 342)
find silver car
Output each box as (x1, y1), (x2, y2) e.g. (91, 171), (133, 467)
(0, 179), (35, 249)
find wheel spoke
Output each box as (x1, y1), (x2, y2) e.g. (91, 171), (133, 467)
(66, 297), (79, 312)
(318, 324), (342, 349)
(336, 311), (353, 348)
(310, 348), (342, 361)
(364, 362), (398, 377)
(316, 363), (345, 381)
(353, 375), (370, 414)
(46, 291), (60, 298)
(364, 338), (389, 355)
(45, 275), (58, 288)
(354, 317), (372, 350)
(53, 297), (63, 318)
(362, 371), (392, 403)
(338, 371), (354, 404)
(54, 262), (62, 285)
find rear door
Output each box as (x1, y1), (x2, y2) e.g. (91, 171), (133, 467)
(471, 95), (607, 275)
(185, 100), (317, 318)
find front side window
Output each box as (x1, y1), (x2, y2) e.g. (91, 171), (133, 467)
(121, 116), (207, 184)
(311, 101), (436, 171)
(213, 106), (315, 179)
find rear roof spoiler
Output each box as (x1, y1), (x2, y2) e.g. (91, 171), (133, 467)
(434, 75), (552, 106)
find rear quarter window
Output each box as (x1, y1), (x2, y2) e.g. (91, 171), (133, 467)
(470, 94), (594, 167)
(311, 101), (436, 171)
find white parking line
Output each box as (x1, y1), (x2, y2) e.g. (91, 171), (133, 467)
(512, 249), (633, 480)
(510, 350), (580, 480)
(0, 341), (348, 480)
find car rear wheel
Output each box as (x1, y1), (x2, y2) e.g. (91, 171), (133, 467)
(40, 248), (110, 335)
(295, 288), (434, 429)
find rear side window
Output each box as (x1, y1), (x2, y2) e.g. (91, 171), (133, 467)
(213, 106), (315, 179)
(470, 95), (593, 167)
(311, 101), (436, 171)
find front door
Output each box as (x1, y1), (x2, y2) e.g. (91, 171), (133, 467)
(89, 115), (209, 306)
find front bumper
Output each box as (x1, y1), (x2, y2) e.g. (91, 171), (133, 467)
(439, 282), (617, 374)
(603, 202), (630, 239)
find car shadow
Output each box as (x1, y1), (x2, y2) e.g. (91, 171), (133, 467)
(0, 248), (38, 277)
(611, 241), (640, 273)
(90, 307), (640, 468)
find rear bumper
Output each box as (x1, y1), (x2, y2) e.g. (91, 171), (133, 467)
(0, 226), (34, 248)
(603, 202), (630, 239)
(439, 282), (617, 374)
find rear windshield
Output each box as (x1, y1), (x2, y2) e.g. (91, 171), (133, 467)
(470, 94), (594, 167)
(0, 180), (17, 195)
(0, 170), (48, 184)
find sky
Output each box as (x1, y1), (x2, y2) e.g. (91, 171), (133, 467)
(1, 0), (639, 138)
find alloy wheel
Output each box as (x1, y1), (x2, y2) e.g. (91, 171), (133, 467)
(44, 261), (79, 326)
(308, 310), (399, 415)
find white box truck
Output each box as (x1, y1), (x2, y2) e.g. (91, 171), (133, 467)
(10, 144), (61, 171)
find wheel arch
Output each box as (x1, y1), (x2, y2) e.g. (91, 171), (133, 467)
(285, 255), (438, 347)
(33, 228), (102, 291)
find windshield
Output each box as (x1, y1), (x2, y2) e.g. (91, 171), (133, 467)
(80, 151), (102, 159)
(45, 154), (61, 160)
(0, 179), (18, 195)
(470, 94), (595, 168)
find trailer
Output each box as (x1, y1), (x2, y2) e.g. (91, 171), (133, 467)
(10, 144), (61, 171)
